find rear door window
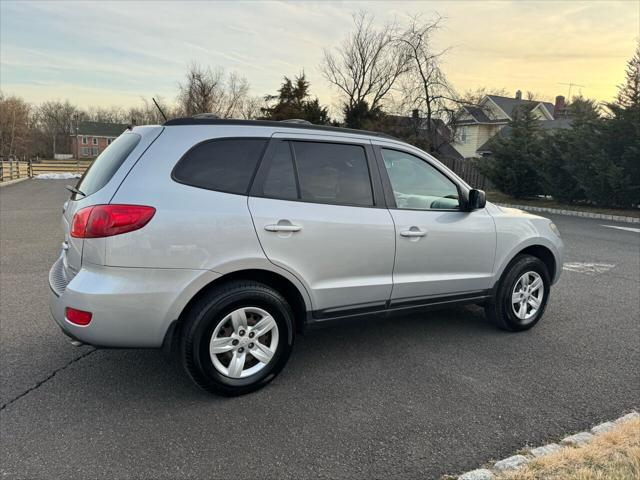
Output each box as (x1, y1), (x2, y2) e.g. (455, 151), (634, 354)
(261, 141), (298, 200)
(173, 138), (267, 194)
(75, 132), (140, 198)
(291, 141), (373, 207)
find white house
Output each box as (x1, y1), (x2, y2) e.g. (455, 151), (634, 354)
(451, 91), (566, 158)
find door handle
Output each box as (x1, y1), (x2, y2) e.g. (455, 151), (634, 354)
(400, 228), (426, 238)
(264, 224), (302, 233)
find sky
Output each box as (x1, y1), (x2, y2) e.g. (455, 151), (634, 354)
(1, 0), (638, 113)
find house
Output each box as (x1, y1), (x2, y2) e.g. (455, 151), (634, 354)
(71, 121), (128, 159)
(451, 91), (568, 158)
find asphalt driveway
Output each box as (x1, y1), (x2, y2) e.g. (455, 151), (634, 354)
(1, 179), (638, 479)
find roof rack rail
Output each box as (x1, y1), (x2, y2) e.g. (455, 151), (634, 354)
(162, 117), (399, 140)
(192, 113), (221, 119)
(280, 119), (312, 125)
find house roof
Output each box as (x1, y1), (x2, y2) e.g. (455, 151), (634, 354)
(456, 95), (556, 125)
(75, 121), (128, 137)
(486, 95), (555, 120)
(476, 118), (573, 153)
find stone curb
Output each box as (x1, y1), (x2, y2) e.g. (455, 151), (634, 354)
(494, 203), (640, 224)
(0, 177), (30, 188)
(456, 411), (639, 479)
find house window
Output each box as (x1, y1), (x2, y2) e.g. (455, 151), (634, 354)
(107, 138), (113, 145)
(92, 138), (98, 145)
(82, 137), (88, 144)
(82, 147), (89, 157)
(458, 127), (468, 143)
(91, 147), (99, 156)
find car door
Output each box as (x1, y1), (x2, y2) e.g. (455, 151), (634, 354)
(248, 136), (395, 316)
(374, 145), (496, 304)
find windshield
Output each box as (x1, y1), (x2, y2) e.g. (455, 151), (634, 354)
(73, 132), (141, 199)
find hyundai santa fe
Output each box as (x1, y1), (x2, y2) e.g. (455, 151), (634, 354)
(49, 117), (564, 396)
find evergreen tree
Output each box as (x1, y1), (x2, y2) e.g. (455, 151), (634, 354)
(479, 106), (543, 198)
(342, 100), (384, 130)
(261, 74), (330, 124)
(538, 97), (600, 204)
(616, 42), (640, 109)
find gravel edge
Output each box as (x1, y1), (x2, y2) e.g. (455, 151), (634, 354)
(494, 203), (640, 224)
(456, 411), (639, 479)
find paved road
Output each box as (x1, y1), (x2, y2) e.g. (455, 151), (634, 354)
(1, 179), (638, 479)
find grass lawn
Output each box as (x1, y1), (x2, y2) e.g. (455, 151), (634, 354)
(496, 417), (640, 480)
(487, 191), (640, 219)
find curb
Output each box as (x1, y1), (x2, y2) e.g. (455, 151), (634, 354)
(494, 203), (640, 224)
(456, 411), (639, 479)
(0, 177), (30, 188)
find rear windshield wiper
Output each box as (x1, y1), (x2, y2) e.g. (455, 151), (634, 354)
(65, 185), (86, 197)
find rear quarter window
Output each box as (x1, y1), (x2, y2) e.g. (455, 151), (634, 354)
(76, 132), (141, 198)
(172, 138), (267, 194)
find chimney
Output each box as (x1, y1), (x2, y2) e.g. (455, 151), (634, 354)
(554, 95), (566, 116)
(412, 109), (419, 119)
(515, 90), (522, 100)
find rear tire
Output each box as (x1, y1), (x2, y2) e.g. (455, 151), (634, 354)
(485, 254), (550, 332)
(180, 280), (294, 396)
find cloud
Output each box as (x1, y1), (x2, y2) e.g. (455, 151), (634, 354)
(1, 0), (638, 108)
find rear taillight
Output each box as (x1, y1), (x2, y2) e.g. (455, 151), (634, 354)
(70, 205), (156, 238)
(65, 307), (92, 326)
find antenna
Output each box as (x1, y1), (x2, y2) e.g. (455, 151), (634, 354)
(152, 97), (168, 122)
(558, 82), (585, 100)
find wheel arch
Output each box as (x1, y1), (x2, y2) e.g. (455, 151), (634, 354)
(517, 244), (556, 282)
(164, 268), (310, 356)
(494, 243), (557, 294)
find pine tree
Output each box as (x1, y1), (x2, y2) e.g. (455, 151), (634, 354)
(479, 106), (543, 198)
(616, 42), (640, 109)
(261, 74), (330, 124)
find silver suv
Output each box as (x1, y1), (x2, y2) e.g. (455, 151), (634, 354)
(49, 118), (564, 396)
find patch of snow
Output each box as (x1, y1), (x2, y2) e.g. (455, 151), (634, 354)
(35, 173), (82, 180)
(562, 262), (615, 275)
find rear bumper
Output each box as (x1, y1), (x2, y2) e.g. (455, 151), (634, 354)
(49, 261), (220, 348)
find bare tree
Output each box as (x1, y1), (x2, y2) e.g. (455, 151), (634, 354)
(177, 63), (223, 116)
(37, 100), (77, 157)
(214, 72), (250, 118)
(396, 14), (459, 151)
(238, 96), (265, 120)
(321, 11), (409, 126)
(0, 92), (31, 157)
(177, 63), (252, 118)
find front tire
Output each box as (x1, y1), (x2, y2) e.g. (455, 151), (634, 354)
(485, 254), (551, 332)
(180, 280), (294, 396)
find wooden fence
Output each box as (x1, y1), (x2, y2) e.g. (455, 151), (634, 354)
(439, 157), (493, 191)
(0, 157), (31, 182)
(0, 157), (92, 182)
(31, 159), (92, 176)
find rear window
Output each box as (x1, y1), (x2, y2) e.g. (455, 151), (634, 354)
(172, 138), (267, 194)
(75, 132), (141, 198)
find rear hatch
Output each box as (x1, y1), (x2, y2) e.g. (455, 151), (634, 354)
(59, 127), (163, 281)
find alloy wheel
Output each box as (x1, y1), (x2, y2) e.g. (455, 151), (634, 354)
(511, 271), (544, 322)
(209, 307), (279, 378)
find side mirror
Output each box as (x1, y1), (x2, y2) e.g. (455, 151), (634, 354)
(467, 189), (486, 210)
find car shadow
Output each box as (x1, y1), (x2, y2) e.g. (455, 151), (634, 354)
(41, 304), (498, 404)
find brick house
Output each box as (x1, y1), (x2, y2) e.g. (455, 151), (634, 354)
(71, 121), (128, 159)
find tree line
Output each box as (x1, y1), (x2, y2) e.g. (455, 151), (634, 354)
(480, 44), (640, 208)
(0, 12), (486, 159)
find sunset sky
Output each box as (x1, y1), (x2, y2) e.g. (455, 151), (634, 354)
(1, 0), (638, 113)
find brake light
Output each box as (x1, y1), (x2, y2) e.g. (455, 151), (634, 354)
(70, 205), (156, 238)
(65, 307), (92, 326)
